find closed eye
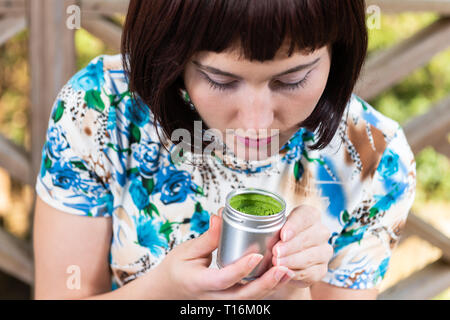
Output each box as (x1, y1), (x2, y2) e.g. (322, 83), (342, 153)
(201, 69), (313, 92)
(273, 70), (313, 91)
(200, 72), (238, 91)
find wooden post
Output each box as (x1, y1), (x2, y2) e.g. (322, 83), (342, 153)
(28, 0), (77, 181)
(26, 0), (77, 296)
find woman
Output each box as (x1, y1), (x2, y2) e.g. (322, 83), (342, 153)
(33, 0), (416, 299)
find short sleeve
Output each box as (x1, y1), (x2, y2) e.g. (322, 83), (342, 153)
(322, 128), (416, 290)
(35, 56), (114, 217)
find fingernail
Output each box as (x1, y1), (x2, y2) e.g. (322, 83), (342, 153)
(281, 271), (295, 283)
(274, 269), (286, 282)
(286, 269), (296, 278)
(276, 267), (295, 283)
(248, 254), (263, 268)
(276, 246), (282, 257)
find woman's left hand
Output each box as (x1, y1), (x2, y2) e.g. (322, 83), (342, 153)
(272, 204), (334, 288)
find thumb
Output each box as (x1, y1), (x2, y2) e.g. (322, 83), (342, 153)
(186, 208), (223, 259)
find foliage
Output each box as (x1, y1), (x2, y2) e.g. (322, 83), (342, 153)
(0, 30), (30, 150)
(415, 147), (450, 202)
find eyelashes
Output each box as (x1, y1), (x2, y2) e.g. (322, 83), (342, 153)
(200, 73), (238, 91)
(205, 77), (238, 91)
(279, 70), (312, 91)
(201, 70), (312, 92)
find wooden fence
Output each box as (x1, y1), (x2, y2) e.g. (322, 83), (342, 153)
(0, 0), (449, 299)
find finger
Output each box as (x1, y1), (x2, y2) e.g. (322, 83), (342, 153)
(217, 206), (224, 218)
(273, 223), (331, 258)
(197, 253), (264, 291)
(290, 264), (329, 285)
(185, 213), (222, 259)
(229, 266), (296, 300)
(281, 205), (321, 242)
(274, 244), (334, 270)
(272, 267), (299, 291)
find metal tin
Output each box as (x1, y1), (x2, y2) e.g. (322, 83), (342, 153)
(217, 188), (287, 281)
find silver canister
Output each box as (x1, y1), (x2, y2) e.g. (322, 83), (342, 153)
(217, 188), (287, 281)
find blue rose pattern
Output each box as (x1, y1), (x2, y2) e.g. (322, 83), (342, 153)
(190, 203), (210, 235)
(129, 179), (150, 211)
(68, 58), (105, 92)
(45, 126), (69, 160)
(133, 142), (161, 179)
(154, 166), (198, 205)
(124, 98), (150, 127)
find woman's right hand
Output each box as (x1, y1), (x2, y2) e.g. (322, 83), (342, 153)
(152, 208), (296, 300)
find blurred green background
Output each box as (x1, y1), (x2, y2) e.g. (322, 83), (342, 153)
(0, 12), (448, 299)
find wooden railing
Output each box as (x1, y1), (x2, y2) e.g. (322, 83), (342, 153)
(0, 0), (449, 299)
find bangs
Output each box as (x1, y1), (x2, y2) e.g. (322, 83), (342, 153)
(189, 0), (344, 61)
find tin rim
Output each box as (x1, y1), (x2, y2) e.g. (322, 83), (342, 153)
(225, 188), (286, 220)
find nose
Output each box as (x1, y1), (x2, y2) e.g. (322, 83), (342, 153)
(237, 91), (274, 133)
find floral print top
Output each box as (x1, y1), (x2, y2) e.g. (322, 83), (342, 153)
(36, 54), (416, 291)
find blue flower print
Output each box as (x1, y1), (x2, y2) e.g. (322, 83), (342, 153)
(135, 216), (168, 257)
(281, 128), (306, 163)
(133, 142), (161, 179)
(124, 98), (150, 127)
(49, 161), (81, 190)
(93, 192), (114, 216)
(129, 179), (150, 211)
(45, 125), (69, 161)
(154, 166), (198, 205)
(377, 149), (399, 178)
(333, 226), (366, 254)
(69, 58), (105, 92)
(190, 202), (210, 235)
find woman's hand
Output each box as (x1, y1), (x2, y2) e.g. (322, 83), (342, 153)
(153, 208), (296, 300)
(272, 204), (334, 288)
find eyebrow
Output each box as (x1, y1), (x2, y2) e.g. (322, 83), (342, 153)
(192, 57), (321, 79)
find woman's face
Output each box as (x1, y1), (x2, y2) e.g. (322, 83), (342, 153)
(183, 45), (331, 161)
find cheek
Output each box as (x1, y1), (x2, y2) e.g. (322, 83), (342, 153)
(185, 70), (232, 128)
(284, 69), (329, 121)
(190, 86), (233, 128)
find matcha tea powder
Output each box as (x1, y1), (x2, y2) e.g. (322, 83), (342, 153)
(229, 193), (283, 216)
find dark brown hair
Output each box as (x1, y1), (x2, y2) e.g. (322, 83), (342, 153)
(121, 0), (368, 150)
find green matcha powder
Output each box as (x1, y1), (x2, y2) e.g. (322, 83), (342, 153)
(229, 193), (283, 216)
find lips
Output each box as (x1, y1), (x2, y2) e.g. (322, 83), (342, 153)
(236, 135), (274, 148)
